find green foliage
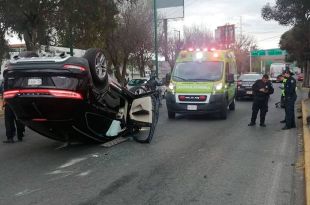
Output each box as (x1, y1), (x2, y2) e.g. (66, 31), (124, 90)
(262, 0), (310, 85)
(55, 0), (119, 49)
(262, 0), (310, 26)
(0, 0), (58, 50)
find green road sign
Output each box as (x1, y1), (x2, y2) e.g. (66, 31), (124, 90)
(251, 49), (286, 57)
(251, 50), (266, 56)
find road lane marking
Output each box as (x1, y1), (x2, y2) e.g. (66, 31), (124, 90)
(58, 157), (87, 169)
(15, 189), (40, 197)
(77, 170), (92, 177)
(264, 130), (290, 205)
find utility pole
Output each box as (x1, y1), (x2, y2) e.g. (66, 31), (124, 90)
(250, 48), (252, 73)
(163, 19), (168, 62)
(153, 0), (159, 77)
(239, 16), (242, 38)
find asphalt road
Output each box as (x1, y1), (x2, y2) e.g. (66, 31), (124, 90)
(0, 86), (304, 205)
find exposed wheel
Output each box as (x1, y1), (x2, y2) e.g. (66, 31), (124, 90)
(229, 98), (235, 110)
(168, 110), (175, 119)
(132, 95), (158, 143)
(83, 48), (108, 87)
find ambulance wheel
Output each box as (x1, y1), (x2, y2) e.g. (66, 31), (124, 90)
(229, 99), (235, 110)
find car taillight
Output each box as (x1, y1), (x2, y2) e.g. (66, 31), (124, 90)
(199, 95), (206, 101)
(3, 90), (19, 99)
(179, 95), (186, 101)
(63, 64), (86, 71)
(3, 89), (83, 100)
(237, 80), (242, 85)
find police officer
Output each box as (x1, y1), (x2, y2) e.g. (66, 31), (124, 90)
(3, 103), (25, 143)
(282, 70), (297, 130)
(278, 72), (287, 123)
(146, 74), (162, 106)
(248, 74), (274, 127)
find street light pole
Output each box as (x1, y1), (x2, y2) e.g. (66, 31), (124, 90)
(250, 48), (252, 72)
(153, 0), (159, 77)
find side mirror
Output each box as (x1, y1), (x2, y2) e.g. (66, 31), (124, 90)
(227, 73), (235, 83)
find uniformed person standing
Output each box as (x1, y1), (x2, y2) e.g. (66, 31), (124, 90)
(3, 103), (25, 143)
(282, 70), (297, 130)
(248, 74), (274, 127)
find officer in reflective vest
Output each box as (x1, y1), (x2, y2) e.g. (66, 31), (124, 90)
(282, 70), (297, 130)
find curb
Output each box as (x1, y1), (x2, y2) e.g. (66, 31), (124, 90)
(302, 100), (310, 205)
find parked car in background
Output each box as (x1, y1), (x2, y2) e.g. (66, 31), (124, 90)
(270, 63), (285, 82)
(126, 78), (148, 90)
(236, 73), (263, 100)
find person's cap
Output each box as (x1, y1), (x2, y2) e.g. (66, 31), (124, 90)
(263, 74), (269, 79)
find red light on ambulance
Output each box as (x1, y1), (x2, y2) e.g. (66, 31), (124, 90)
(188, 48), (194, 51)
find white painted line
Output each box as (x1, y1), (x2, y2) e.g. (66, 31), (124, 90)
(264, 130), (290, 205)
(46, 170), (73, 175)
(15, 189), (40, 197)
(58, 157), (87, 169)
(76, 170), (92, 177)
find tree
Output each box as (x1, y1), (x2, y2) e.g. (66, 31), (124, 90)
(183, 25), (214, 48)
(55, 0), (119, 49)
(232, 34), (258, 73)
(0, 0), (58, 50)
(104, 1), (153, 84)
(159, 36), (183, 71)
(0, 13), (9, 72)
(262, 0), (310, 86)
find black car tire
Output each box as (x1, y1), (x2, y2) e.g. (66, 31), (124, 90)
(83, 48), (108, 87)
(168, 110), (175, 119)
(229, 98), (235, 110)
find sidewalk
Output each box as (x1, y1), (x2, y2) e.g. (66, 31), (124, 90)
(301, 87), (310, 205)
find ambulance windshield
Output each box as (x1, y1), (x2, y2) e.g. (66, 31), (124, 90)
(172, 61), (223, 82)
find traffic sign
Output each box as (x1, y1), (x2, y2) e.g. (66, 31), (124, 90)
(251, 50), (266, 56)
(251, 49), (286, 57)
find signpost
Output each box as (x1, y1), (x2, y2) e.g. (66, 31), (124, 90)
(153, 0), (184, 77)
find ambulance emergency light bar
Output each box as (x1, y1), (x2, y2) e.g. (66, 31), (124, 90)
(187, 47), (217, 52)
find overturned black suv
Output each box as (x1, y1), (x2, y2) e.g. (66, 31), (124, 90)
(3, 49), (158, 143)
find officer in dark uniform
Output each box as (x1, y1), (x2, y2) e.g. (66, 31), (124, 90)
(282, 70), (297, 130)
(3, 103), (25, 143)
(2, 51), (36, 143)
(248, 74), (274, 127)
(146, 74), (162, 106)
